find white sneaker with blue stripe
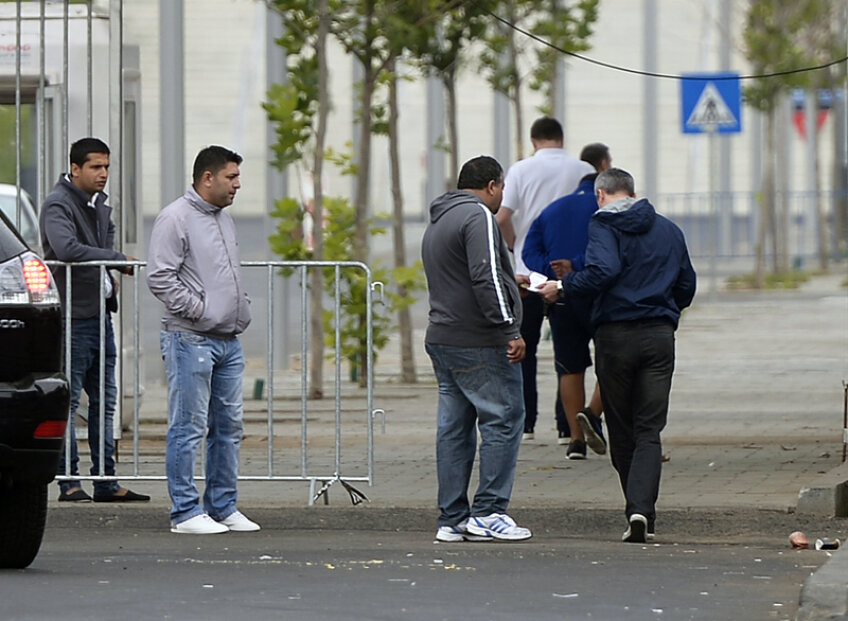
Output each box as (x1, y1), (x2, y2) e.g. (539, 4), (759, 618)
(465, 513), (532, 541)
(436, 518), (493, 542)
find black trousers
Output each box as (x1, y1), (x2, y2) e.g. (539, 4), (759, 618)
(519, 293), (545, 432)
(594, 319), (675, 524)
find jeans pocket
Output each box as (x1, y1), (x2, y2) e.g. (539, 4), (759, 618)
(452, 362), (488, 393)
(178, 332), (207, 345)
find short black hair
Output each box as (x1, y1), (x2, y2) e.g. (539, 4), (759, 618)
(456, 156), (503, 191)
(530, 117), (563, 142)
(192, 146), (243, 184)
(580, 143), (610, 171)
(70, 137), (110, 168)
(595, 168), (635, 196)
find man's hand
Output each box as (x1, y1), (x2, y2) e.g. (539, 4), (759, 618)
(121, 255), (137, 276)
(549, 258), (573, 278)
(539, 280), (561, 303)
(516, 273), (531, 298)
(507, 337), (526, 363)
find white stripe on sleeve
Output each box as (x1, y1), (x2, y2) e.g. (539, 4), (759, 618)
(478, 202), (514, 325)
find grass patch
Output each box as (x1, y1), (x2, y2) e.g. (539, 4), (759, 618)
(725, 271), (812, 290)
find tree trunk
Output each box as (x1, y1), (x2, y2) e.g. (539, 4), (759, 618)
(308, 0), (331, 399)
(444, 67), (459, 187)
(756, 110), (776, 288)
(508, 26), (523, 159)
(387, 57), (416, 383)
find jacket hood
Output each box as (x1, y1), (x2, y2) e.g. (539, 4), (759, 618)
(58, 173), (108, 207)
(429, 190), (486, 223)
(594, 197), (655, 235)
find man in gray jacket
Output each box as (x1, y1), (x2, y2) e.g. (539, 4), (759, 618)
(147, 146), (257, 535)
(40, 137), (148, 503)
(422, 156), (531, 542)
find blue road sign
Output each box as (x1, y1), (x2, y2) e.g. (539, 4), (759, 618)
(681, 73), (741, 134)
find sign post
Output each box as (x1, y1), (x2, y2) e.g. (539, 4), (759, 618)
(681, 73), (742, 296)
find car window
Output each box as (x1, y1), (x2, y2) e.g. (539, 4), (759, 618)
(0, 209), (27, 262)
(0, 194), (40, 251)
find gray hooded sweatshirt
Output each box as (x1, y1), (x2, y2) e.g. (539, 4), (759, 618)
(146, 186), (251, 337)
(421, 190), (522, 347)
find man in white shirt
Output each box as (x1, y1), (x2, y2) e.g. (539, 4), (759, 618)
(496, 117), (594, 445)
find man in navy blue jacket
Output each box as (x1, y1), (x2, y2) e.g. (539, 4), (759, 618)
(541, 168), (696, 543)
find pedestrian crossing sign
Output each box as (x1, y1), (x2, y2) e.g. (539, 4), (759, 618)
(681, 73), (741, 134)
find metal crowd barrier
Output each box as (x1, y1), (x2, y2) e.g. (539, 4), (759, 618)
(49, 259), (383, 505)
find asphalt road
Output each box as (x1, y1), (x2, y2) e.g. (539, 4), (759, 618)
(1, 526), (828, 621)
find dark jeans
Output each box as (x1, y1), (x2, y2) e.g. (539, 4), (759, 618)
(594, 319), (675, 523)
(520, 293), (545, 432)
(58, 315), (121, 495)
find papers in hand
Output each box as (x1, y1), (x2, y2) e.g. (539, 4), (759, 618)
(525, 271), (550, 293)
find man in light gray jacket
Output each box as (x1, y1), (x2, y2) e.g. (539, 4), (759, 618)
(147, 146), (258, 535)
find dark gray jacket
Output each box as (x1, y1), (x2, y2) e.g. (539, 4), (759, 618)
(422, 190), (522, 347)
(146, 186), (251, 337)
(40, 175), (125, 319)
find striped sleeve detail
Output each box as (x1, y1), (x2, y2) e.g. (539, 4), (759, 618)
(478, 202), (514, 325)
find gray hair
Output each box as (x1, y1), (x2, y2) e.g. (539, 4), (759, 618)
(594, 168), (634, 196)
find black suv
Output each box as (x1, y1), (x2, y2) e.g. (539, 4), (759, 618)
(0, 209), (69, 568)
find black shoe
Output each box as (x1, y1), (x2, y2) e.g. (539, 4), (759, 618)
(576, 410), (607, 455)
(93, 488), (151, 503)
(58, 488), (92, 502)
(557, 430), (570, 445)
(566, 439), (586, 460)
(623, 513), (648, 543)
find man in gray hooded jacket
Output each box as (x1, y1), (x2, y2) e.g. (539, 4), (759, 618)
(422, 155), (531, 543)
(147, 146), (258, 535)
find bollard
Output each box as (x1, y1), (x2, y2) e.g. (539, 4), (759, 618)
(252, 378), (264, 400)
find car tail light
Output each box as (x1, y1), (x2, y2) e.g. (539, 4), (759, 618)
(0, 252), (59, 305)
(33, 420), (67, 439)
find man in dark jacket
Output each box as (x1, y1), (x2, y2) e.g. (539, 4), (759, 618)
(40, 137), (148, 503)
(422, 156), (531, 543)
(541, 168), (696, 543)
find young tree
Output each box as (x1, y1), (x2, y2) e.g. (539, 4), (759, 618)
(481, 0), (598, 159)
(743, 0), (813, 284)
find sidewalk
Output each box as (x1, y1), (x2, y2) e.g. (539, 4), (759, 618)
(48, 271), (848, 618)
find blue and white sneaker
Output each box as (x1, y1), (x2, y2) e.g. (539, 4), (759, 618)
(436, 518), (493, 542)
(465, 513), (532, 541)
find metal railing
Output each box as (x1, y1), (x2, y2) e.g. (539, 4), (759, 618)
(50, 259), (383, 505)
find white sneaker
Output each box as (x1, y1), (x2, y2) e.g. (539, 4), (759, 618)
(171, 513), (228, 535)
(465, 513), (532, 541)
(436, 518), (493, 542)
(622, 513), (648, 543)
(219, 510), (261, 532)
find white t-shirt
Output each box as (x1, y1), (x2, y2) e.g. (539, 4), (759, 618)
(501, 148), (594, 275)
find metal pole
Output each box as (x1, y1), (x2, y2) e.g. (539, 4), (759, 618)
(159, 0), (185, 205)
(708, 126), (718, 298)
(15, 0), (22, 234)
(642, 0), (658, 200)
(718, 0), (732, 257)
(493, 89), (510, 167)
(87, 0), (93, 136)
(266, 264), (275, 476)
(300, 265), (308, 478)
(63, 0), (68, 157)
(37, 0), (46, 206)
(425, 76), (445, 206)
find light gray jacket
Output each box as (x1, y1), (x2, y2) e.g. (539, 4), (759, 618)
(146, 186), (251, 337)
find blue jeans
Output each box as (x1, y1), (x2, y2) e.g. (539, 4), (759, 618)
(594, 319), (675, 524)
(58, 315), (120, 496)
(161, 331), (245, 525)
(425, 342), (525, 527)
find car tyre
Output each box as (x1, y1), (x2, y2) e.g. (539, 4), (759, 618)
(0, 481), (48, 568)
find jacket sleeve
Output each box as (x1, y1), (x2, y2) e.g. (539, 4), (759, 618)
(463, 206), (519, 333)
(41, 201), (125, 262)
(145, 211), (204, 320)
(673, 241), (697, 311)
(521, 215), (555, 279)
(563, 219), (620, 297)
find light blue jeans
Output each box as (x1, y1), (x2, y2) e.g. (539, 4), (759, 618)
(161, 330), (245, 526)
(425, 342), (525, 527)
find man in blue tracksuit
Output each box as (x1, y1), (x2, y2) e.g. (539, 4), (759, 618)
(522, 173), (607, 460)
(541, 168), (696, 543)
